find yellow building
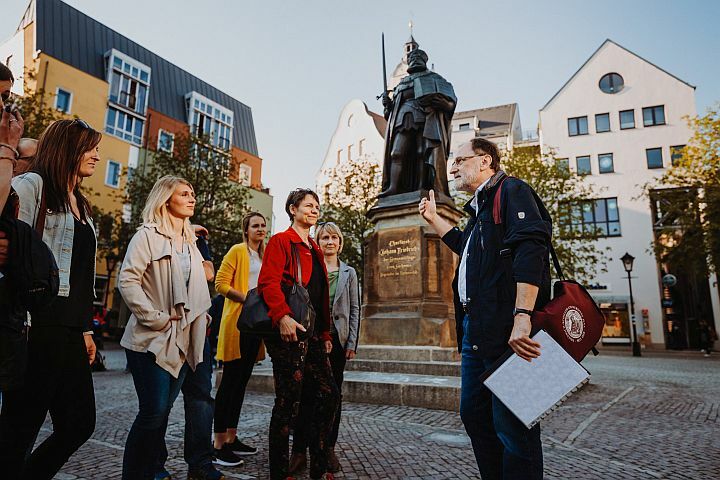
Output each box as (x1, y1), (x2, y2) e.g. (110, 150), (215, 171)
(1, 0), (273, 311)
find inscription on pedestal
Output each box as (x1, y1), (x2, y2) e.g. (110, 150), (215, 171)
(376, 229), (422, 299)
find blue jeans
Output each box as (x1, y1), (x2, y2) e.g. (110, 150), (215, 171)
(460, 315), (543, 480)
(123, 349), (188, 480)
(155, 338), (215, 473)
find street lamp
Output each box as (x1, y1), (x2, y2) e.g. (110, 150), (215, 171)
(103, 252), (120, 309)
(620, 252), (642, 357)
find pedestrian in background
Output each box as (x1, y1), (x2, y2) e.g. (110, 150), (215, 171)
(119, 175), (211, 480)
(212, 212), (267, 466)
(290, 221), (360, 474)
(419, 138), (552, 480)
(0, 119), (101, 479)
(257, 189), (339, 480)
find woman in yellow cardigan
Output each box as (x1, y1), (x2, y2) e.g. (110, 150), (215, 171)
(212, 212), (267, 466)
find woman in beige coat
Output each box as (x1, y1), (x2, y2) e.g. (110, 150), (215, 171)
(119, 175), (211, 480)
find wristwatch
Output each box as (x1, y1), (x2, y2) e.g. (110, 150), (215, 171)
(513, 307), (533, 317)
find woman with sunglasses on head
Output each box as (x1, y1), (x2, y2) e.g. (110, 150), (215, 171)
(119, 175), (212, 479)
(289, 221), (360, 474)
(257, 188), (339, 480)
(0, 118), (100, 479)
(212, 212), (267, 466)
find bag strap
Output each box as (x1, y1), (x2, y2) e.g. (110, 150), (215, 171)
(290, 243), (303, 285)
(35, 187), (47, 237)
(493, 176), (565, 281)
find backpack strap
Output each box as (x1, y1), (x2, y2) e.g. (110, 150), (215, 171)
(493, 176), (565, 281)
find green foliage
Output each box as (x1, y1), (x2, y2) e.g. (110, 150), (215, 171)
(648, 104), (720, 275)
(93, 131), (251, 269)
(319, 156), (382, 285)
(500, 145), (608, 283)
(14, 69), (63, 139)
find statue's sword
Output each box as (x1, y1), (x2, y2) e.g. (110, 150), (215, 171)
(377, 33), (388, 100)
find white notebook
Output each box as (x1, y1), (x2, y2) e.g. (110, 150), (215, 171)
(483, 330), (590, 429)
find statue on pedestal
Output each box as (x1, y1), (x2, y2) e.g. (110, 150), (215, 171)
(379, 48), (457, 198)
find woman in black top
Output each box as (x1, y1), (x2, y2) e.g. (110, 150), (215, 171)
(0, 119), (101, 480)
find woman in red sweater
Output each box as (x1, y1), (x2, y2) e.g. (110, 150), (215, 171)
(257, 188), (339, 480)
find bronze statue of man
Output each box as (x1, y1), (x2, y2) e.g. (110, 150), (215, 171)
(379, 48), (456, 198)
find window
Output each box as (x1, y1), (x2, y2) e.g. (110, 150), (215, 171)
(336, 149), (342, 164)
(104, 50), (151, 146)
(560, 197), (621, 237)
(671, 145), (685, 166)
(459, 123), (470, 131)
(55, 88), (72, 113)
(595, 113), (610, 133)
(642, 105), (665, 127)
(568, 116), (588, 136)
(556, 158), (569, 173)
(105, 108), (144, 146)
(105, 160), (121, 188)
(359, 138), (365, 156)
(576, 156), (591, 175)
(157, 129), (174, 153)
(646, 148), (663, 169)
(598, 153), (614, 173)
(599, 73), (624, 94)
(347, 144), (353, 161)
(186, 91), (234, 150)
(619, 109), (635, 129)
(238, 164), (252, 187)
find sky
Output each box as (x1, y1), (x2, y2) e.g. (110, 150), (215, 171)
(1, 0), (719, 231)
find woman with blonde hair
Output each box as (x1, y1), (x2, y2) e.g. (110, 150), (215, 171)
(119, 175), (211, 480)
(290, 221), (360, 474)
(212, 211), (267, 466)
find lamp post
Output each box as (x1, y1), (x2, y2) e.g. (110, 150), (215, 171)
(103, 252), (120, 309)
(621, 252), (642, 357)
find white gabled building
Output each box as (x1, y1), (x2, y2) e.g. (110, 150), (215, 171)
(539, 39), (718, 349)
(315, 99), (386, 197)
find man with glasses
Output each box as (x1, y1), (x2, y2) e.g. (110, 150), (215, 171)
(419, 138), (551, 480)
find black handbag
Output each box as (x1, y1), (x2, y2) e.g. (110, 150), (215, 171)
(237, 244), (316, 339)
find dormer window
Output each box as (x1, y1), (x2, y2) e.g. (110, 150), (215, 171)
(104, 49), (151, 146)
(186, 91), (234, 150)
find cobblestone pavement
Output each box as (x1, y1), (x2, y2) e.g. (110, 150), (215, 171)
(40, 345), (718, 479)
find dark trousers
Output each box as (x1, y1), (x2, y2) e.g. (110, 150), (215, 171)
(123, 349), (188, 480)
(460, 315), (543, 480)
(293, 332), (346, 452)
(265, 337), (339, 480)
(156, 337), (214, 474)
(214, 332), (262, 433)
(0, 326), (96, 480)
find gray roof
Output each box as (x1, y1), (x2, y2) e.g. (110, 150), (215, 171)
(541, 39), (695, 112)
(35, 0), (258, 156)
(454, 103), (517, 138)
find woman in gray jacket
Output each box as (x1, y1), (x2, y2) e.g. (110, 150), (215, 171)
(290, 221), (360, 474)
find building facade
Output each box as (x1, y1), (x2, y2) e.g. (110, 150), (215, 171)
(539, 39), (718, 349)
(0, 0), (272, 306)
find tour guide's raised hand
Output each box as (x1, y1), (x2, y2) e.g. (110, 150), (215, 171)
(418, 189), (437, 222)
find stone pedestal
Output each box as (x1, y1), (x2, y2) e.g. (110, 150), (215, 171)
(361, 192), (463, 348)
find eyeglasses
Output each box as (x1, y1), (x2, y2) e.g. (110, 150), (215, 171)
(73, 118), (92, 129)
(450, 153), (489, 169)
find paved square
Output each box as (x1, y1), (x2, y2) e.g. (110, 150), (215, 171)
(41, 346), (719, 479)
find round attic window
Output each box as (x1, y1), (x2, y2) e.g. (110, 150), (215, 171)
(599, 73), (624, 94)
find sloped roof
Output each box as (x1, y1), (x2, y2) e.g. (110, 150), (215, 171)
(34, 0), (258, 155)
(454, 103), (517, 137)
(541, 39), (695, 111)
(366, 108), (387, 137)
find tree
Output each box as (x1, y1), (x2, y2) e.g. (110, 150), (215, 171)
(15, 69), (63, 139)
(501, 145), (609, 283)
(319, 155), (382, 285)
(648, 105), (720, 275)
(94, 131), (251, 269)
